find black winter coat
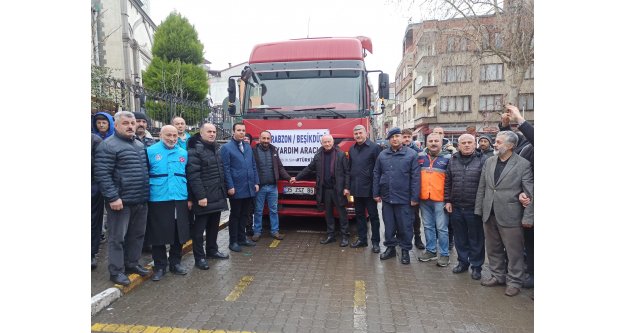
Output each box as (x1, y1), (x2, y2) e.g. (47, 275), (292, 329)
(186, 134), (229, 215)
(94, 132), (149, 204)
(348, 139), (382, 197)
(444, 151), (487, 209)
(295, 146), (350, 207)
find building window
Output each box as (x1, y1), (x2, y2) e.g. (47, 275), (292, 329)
(479, 94), (504, 112)
(413, 104), (417, 118)
(494, 32), (503, 49)
(446, 36), (468, 53)
(480, 63), (504, 81)
(524, 63), (534, 79)
(442, 65), (472, 83)
(440, 96), (471, 112)
(519, 94), (534, 111)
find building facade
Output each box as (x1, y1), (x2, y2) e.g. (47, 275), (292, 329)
(91, 0), (157, 112)
(395, 16), (534, 143)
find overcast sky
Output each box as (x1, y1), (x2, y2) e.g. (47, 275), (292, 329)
(148, 0), (421, 85)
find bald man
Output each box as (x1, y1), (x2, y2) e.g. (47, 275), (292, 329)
(145, 125), (191, 281)
(292, 134), (351, 246)
(444, 134), (487, 280)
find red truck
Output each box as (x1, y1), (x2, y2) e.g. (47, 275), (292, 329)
(226, 36), (389, 219)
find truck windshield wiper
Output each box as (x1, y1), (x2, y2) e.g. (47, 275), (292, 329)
(249, 105), (292, 119)
(292, 107), (345, 119)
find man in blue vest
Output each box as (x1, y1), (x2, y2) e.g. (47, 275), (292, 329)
(145, 125), (191, 281)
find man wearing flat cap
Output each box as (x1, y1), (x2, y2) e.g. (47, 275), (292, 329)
(372, 127), (421, 264)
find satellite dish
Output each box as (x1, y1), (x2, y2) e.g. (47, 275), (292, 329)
(416, 75), (423, 85)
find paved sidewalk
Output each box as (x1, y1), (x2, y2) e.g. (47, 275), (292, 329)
(91, 210), (231, 316)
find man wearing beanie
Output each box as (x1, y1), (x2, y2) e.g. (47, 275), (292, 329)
(133, 112), (156, 148)
(373, 127), (420, 264)
(477, 135), (494, 157)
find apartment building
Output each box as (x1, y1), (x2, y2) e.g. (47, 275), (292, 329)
(395, 16), (534, 143)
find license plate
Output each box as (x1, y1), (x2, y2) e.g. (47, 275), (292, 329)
(283, 186), (315, 195)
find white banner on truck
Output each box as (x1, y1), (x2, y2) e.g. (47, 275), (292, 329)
(269, 129), (329, 166)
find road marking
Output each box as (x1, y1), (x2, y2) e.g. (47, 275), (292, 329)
(295, 230), (325, 234)
(269, 239), (280, 248)
(91, 323), (256, 333)
(353, 280), (367, 331)
(224, 275), (254, 301)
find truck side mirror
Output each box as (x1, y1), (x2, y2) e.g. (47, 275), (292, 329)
(378, 73), (389, 99)
(227, 78), (237, 115)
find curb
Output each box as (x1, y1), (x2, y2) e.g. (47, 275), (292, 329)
(90, 221), (229, 317)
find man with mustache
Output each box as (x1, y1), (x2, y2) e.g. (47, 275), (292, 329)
(94, 111), (150, 286)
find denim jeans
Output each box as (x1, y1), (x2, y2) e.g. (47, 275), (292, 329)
(420, 200), (449, 256)
(253, 184), (279, 235)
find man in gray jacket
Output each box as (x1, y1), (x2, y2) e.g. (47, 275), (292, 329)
(95, 111), (150, 286)
(475, 131), (533, 297)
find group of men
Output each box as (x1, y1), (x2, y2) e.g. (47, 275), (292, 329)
(90, 104), (534, 298)
(91, 112), (231, 285)
(288, 104), (533, 298)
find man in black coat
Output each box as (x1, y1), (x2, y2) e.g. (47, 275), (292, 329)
(186, 123), (230, 271)
(444, 134), (487, 281)
(94, 111), (150, 286)
(347, 125), (382, 253)
(91, 133), (104, 270)
(291, 134), (351, 246)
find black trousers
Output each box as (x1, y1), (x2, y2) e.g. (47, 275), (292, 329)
(412, 205), (422, 241)
(323, 188), (349, 237)
(152, 222), (183, 270)
(524, 228), (534, 275)
(91, 191), (104, 257)
(192, 212), (221, 259)
(228, 197), (254, 244)
(354, 196), (380, 244)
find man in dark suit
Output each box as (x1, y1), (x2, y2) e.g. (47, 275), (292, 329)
(475, 131), (534, 297)
(291, 134), (351, 247)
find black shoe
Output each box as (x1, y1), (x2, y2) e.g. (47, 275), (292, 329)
(372, 243), (380, 253)
(195, 258), (209, 270)
(414, 238), (425, 250)
(401, 249), (410, 264)
(125, 265), (149, 277)
(207, 251), (229, 259)
(471, 269), (482, 280)
(320, 236), (336, 244)
(340, 237), (349, 247)
(110, 273), (130, 286)
(240, 239), (256, 247)
(350, 239), (368, 248)
(169, 264), (188, 275)
(152, 268), (165, 281)
(91, 256), (97, 270)
(452, 264), (469, 274)
(380, 247), (396, 260)
(229, 243), (242, 252)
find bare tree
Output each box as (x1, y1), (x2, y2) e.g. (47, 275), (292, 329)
(417, 0), (533, 104)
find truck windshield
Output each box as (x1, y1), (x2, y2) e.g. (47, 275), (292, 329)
(244, 69), (363, 117)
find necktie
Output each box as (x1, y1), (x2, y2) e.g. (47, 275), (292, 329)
(239, 141), (244, 153)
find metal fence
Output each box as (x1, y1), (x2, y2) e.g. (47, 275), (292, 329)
(91, 77), (235, 139)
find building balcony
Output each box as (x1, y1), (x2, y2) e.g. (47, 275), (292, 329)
(415, 54), (437, 72)
(414, 85), (437, 99)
